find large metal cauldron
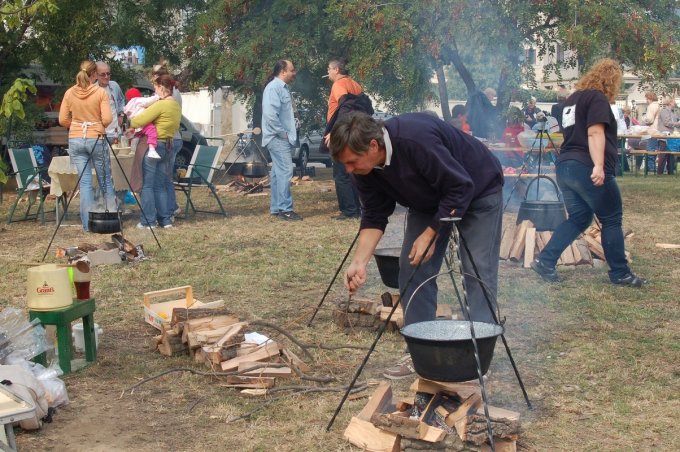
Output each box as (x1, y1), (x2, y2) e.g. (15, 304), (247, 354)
(88, 210), (121, 234)
(373, 248), (400, 289)
(401, 320), (504, 382)
(516, 175), (566, 231)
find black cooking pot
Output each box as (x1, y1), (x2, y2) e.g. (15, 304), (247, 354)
(373, 248), (400, 289)
(88, 211), (122, 234)
(401, 320), (504, 382)
(516, 175), (566, 231)
(241, 162), (268, 178)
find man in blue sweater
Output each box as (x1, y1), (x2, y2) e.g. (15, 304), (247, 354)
(329, 112), (504, 379)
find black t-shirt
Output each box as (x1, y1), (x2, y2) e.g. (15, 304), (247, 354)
(557, 89), (618, 175)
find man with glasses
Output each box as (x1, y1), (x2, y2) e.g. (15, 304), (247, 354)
(96, 61), (126, 210)
(95, 62), (125, 141)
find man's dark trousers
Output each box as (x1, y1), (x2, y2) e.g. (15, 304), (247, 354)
(333, 162), (361, 216)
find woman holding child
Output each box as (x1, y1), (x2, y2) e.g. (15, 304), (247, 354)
(130, 74), (181, 229)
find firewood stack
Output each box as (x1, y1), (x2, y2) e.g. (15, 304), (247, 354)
(344, 379), (521, 451)
(333, 293), (455, 332)
(151, 308), (309, 389)
(500, 220), (632, 268)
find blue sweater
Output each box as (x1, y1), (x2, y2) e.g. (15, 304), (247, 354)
(355, 113), (504, 232)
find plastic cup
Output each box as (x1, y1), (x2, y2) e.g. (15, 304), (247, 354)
(73, 266), (91, 300)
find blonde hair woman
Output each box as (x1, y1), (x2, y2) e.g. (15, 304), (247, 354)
(58, 60), (115, 232)
(531, 58), (645, 287)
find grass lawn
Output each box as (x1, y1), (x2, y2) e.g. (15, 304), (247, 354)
(1, 171), (678, 451)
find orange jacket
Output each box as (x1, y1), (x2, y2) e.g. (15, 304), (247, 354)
(59, 84), (112, 139)
(327, 76), (363, 122)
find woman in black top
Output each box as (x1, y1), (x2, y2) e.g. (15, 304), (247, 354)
(531, 59), (645, 287)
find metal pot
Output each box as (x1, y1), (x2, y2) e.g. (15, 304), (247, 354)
(516, 175), (567, 231)
(241, 162), (268, 178)
(373, 248), (400, 289)
(401, 320), (504, 382)
(88, 211), (122, 234)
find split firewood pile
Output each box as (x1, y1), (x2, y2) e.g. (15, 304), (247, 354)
(345, 379), (521, 452)
(150, 308), (311, 389)
(500, 220), (633, 268)
(333, 293), (454, 332)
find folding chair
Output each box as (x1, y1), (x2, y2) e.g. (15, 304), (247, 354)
(6, 147), (56, 224)
(174, 144), (227, 217)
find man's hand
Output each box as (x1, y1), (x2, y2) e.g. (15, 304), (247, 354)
(344, 262), (367, 294)
(591, 165), (605, 186)
(324, 133), (330, 146)
(408, 227), (437, 265)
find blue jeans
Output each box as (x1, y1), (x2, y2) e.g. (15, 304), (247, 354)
(68, 137), (116, 232)
(165, 138), (183, 216)
(539, 160), (631, 280)
(266, 137), (294, 214)
(140, 141), (171, 227)
(399, 191), (503, 325)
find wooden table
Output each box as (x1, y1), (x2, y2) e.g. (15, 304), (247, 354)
(617, 134), (679, 176)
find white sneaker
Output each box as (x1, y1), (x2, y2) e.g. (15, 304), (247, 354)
(162, 224), (173, 229)
(136, 223), (154, 230)
(147, 147), (161, 160)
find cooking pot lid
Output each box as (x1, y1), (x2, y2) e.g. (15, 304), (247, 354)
(401, 320), (503, 341)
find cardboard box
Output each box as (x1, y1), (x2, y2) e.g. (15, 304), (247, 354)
(143, 285), (203, 330)
(88, 248), (122, 266)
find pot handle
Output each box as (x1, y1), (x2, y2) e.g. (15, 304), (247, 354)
(524, 175), (562, 201)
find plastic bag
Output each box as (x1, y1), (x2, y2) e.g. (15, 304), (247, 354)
(0, 308), (49, 363)
(9, 360), (69, 408)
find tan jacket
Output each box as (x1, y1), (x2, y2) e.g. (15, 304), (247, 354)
(59, 84), (112, 139)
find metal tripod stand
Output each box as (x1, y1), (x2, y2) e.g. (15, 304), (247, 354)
(42, 135), (161, 261)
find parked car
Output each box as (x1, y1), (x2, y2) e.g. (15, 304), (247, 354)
(295, 130), (331, 169)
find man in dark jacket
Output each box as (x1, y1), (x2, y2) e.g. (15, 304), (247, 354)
(329, 112), (504, 379)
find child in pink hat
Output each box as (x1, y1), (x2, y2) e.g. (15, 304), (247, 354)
(124, 88), (161, 159)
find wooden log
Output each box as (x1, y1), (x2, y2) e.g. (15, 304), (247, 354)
(508, 220), (532, 262)
(499, 225), (515, 260)
(170, 307), (232, 327)
(220, 341), (280, 371)
(446, 393), (482, 430)
(655, 243), (680, 249)
(224, 375), (275, 389)
(559, 243), (575, 265)
(570, 242), (582, 264)
(371, 413), (447, 443)
(239, 362), (293, 378)
(380, 304), (404, 328)
(480, 438), (517, 452)
(409, 378), (480, 400)
(343, 417), (400, 452)
(535, 231), (546, 254)
(149, 335), (162, 351)
(582, 234), (606, 260)
(523, 227), (536, 268)
(182, 314), (240, 343)
(358, 382), (393, 422)
(215, 322), (247, 347)
(435, 304), (453, 320)
(575, 239), (593, 265)
(281, 347), (312, 374)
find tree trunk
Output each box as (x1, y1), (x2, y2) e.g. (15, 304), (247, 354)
(445, 43), (477, 97)
(435, 64), (451, 122)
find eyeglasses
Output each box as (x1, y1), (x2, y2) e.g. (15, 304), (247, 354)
(98, 72), (111, 77)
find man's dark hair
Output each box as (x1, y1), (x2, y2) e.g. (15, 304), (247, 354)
(329, 112), (384, 159)
(451, 104), (466, 118)
(265, 59), (289, 85)
(329, 57), (349, 76)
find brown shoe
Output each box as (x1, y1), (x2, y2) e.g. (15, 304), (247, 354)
(383, 355), (415, 380)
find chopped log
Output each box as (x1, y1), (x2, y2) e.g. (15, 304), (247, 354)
(236, 342), (259, 356)
(371, 413), (446, 443)
(559, 243), (575, 265)
(193, 347), (207, 364)
(343, 417), (400, 452)
(395, 398), (414, 412)
(158, 331), (185, 356)
(149, 335), (162, 351)
(380, 304), (404, 328)
(358, 382), (393, 422)
(224, 375), (275, 389)
(409, 378), (480, 400)
(523, 227), (536, 268)
(333, 308), (380, 329)
(535, 231), (546, 254)
(170, 307), (233, 327)
(446, 393), (482, 430)
(220, 341), (280, 371)
(380, 292), (394, 307)
(655, 243), (680, 249)
(582, 234), (606, 260)
(575, 239), (593, 265)
(435, 304), (453, 320)
(238, 363), (293, 378)
(480, 438), (517, 452)
(508, 220), (532, 262)
(201, 344), (232, 365)
(215, 322), (247, 347)
(337, 297), (382, 315)
(281, 347), (312, 373)
(457, 406), (521, 445)
(499, 225), (515, 260)
(182, 314), (240, 343)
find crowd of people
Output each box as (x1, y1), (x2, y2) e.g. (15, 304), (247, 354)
(58, 60), (183, 231)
